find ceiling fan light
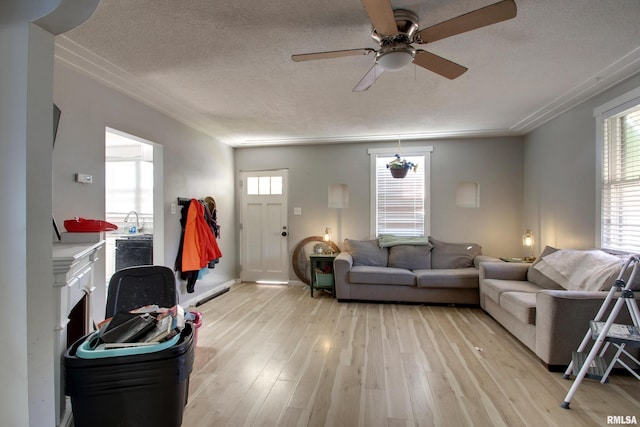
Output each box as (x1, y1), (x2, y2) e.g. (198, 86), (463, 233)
(377, 49), (414, 71)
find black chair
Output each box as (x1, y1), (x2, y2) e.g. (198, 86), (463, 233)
(105, 265), (178, 318)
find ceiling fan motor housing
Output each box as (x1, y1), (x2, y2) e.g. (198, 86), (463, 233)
(371, 9), (420, 44)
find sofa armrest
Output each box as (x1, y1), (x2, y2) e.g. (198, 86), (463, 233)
(535, 290), (612, 365)
(479, 261), (530, 281)
(334, 251), (353, 269)
(334, 252), (353, 300)
(474, 255), (501, 269)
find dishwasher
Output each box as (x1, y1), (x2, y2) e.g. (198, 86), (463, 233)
(115, 236), (153, 271)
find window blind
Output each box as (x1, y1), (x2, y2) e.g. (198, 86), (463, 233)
(375, 154), (425, 236)
(601, 104), (640, 252)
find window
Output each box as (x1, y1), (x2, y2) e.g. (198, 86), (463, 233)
(105, 129), (155, 224)
(246, 176), (283, 195)
(597, 87), (640, 252)
(105, 160), (153, 215)
(369, 147), (432, 237)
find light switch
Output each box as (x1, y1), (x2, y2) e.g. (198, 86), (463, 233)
(293, 207), (302, 215)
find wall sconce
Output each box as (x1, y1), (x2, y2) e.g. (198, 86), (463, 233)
(523, 229), (535, 261)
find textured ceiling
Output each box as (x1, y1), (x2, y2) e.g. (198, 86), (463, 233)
(58, 0), (640, 147)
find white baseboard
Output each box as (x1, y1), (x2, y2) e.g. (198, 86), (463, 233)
(181, 279), (235, 308)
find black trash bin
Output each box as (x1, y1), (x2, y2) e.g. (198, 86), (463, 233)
(64, 323), (194, 427)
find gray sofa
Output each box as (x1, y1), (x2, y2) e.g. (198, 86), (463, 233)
(334, 237), (498, 304)
(480, 246), (639, 367)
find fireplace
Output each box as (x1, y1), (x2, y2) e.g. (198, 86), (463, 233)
(67, 294), (89, 349)
(53, 241), (104, 427)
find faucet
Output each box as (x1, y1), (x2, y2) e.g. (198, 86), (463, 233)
(124, 211), (140, 232)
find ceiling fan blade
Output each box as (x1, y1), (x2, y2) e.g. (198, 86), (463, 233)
(360, 0), (398, 36)
(353, 63), (385, 92)
(413, 50), (467, 80)
(291, 48), (375, 62)
(415, 0), (517, 44)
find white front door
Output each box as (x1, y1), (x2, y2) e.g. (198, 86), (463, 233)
(240, 170), (289, 283)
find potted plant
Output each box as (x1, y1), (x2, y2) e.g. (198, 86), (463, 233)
(386, 154), (418, 178)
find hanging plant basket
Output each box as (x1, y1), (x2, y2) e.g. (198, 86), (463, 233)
(390, 167), (409, 179)
(386, 146), (418, 179)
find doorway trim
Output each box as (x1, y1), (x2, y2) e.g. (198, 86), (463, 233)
(105, 127), (163, 265)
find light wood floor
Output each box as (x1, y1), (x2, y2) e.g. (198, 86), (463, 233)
(182, 283), (640, 427)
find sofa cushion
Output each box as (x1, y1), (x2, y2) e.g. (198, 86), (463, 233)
(415, 268), (478, 289)
(527, 246), (563, 290)
(349, 266), (416, 286)
(429, 237), (481, 269)
(500, 291), (537, 325)
(388, 244), (433, 270)
(481, 279), (542, 305)
(343, 239), (388, 267)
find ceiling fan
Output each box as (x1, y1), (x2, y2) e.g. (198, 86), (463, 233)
(291, 0), (517, 92)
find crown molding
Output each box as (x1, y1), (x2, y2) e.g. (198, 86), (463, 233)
(54, 36), (219, 138)
(511, 46), (640, 133)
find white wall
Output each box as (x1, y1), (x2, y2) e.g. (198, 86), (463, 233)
(235, 137), (524, 281)
(53, 62), (236, 309)
(524, 72), (640, 250)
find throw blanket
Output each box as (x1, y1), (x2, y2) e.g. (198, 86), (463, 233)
(532, 249), (624, 291)
(378, 235), (431, 248)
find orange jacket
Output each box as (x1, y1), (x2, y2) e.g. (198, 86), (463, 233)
(181, 199), (222, 271)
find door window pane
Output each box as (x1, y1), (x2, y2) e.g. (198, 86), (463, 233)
(246, 176), (283, 195)
(247, 177), (259, 195)
(270, 176), (283, 195)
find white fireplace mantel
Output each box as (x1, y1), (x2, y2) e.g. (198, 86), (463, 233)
(52, 241), (104, 427)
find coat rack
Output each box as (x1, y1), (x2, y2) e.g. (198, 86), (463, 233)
(177, 197), (201, 206)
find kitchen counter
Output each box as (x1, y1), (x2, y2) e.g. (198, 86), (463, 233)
(107, 232), (153, 240)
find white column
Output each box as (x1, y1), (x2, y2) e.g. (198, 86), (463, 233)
(0, 19), (56, 426)
(26, 23), (57, 426)
(0, 1), (100, 425)
(0, 18), (32, 427)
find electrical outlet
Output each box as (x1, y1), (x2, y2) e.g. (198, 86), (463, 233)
(75, 173), (93, 184)
(170, 202), (177, 215)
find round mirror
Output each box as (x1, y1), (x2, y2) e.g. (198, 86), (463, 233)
(291, 236), (340, 284)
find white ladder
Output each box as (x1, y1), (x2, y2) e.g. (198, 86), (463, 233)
(561, 255), (640, 409)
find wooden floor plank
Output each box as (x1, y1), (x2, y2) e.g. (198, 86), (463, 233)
(183, 283), (640, 426)
(381, 304), (415, 421)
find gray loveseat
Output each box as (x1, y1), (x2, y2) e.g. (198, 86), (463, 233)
(334, 237), (498, 304)
(480, 246), (639, 367)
